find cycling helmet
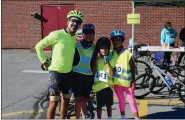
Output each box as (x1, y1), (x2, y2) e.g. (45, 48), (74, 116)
(110, 30), (125, 41)
(82, 24), (95, 34)
(67, 10), (84, 22)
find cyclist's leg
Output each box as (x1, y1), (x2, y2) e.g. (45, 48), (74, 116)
(71, 72), (83, 119)
(105, 87), (113, 119)
(106, 105), (112, 119)
(97, 106), (102, 119)
(124, 87), (139, 118)
(114, 85), (126, 117)
(47, 71), (60, 119)
(60, 93), (71, 119)
(81, 75), (94, 118)
(96, 88), (108, 119)
(58, 72), (73, 119)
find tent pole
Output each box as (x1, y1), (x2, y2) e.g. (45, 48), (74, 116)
(132, 1), (135, 54)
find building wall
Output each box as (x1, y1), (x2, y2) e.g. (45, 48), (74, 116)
(2, 1), (185, 50)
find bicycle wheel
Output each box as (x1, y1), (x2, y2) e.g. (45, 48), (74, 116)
(66, 102), (95, 119)
(86, 109), (95, 119)
(182, 56), (185, 65)
(66, 103), (75, 119)
(150, 76), (166, 94)
(172, 65), (185, 78)
(135, 60), (150, 76)
(178, 83), (185, 104)
(39, 97), (61, 116)
(135, 73), (155, 99)
(40, 98), (49, 111)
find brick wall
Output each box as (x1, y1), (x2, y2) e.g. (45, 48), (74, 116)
(2, 1), (185, 50)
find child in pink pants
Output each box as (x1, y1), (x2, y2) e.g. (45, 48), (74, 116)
(110, 30), (139, 119)
(114, 85), (139, 119)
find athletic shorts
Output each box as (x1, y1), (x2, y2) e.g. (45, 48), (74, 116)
(96, 87), (113, 107)
(49, 71), (72, 97)
(71, 72), (94, 98)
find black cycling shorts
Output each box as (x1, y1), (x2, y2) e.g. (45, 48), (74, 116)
(71, 72), (94, 98)
(96, 87), (113, 107)
(49, 71), (72, 96)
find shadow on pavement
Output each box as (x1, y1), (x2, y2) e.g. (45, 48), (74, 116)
(141, 107), (185, 119)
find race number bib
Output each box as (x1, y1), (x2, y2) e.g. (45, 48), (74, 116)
(116, 64), (123, 75)
(95, 70), (108, 82)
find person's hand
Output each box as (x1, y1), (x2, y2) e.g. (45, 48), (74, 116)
(97, 52), (103, 58)
(131, 82), (136, 90)
(41, 62), (48, 71)
(76, 35), (83, 42)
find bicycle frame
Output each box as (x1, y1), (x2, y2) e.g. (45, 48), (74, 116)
(150, 62), (185, 90)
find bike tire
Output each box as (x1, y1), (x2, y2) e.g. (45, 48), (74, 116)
(40, 98), (49, 111)
(172, 65), (185, 78)
(39, 97), (60, 116)
(135, 60), (150, 76)
(150, 76), (166, 94)
(135, 73), (155, 99)
(178, 84), (185, 104)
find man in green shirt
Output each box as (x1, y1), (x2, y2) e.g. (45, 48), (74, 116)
(35, 10), (84, 119)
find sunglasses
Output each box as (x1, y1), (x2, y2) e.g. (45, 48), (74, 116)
(70, 19), (82, 25)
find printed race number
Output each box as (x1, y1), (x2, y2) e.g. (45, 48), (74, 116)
(95, 70), (108, 82)
(116, 64), (123, 75)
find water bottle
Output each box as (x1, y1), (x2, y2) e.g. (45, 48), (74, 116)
(165, 76), (173, 86)
(167, 42), (170, 49)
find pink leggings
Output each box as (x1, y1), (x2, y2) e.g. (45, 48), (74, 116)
(114, 85), (138, 113)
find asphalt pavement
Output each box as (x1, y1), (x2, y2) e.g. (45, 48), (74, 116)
(2, 49), (185, 119)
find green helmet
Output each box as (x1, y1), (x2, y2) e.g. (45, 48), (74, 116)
(67, 10), (84, 22)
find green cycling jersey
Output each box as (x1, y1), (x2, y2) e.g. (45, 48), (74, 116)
(35, 29), (77, 73)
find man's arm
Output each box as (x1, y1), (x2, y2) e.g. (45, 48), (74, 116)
(35, 32), (57, 63)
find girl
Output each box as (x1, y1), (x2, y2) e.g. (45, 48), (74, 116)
(110, 30), (139, 119)
(93, 37), (118, 119)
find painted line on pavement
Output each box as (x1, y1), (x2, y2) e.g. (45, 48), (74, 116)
(22, 70), (48, 73)
(2, 110), (44, 117)
(2, 97), (183, 118)
(139, 100), (148, 119)
(70, 116), (76, 119)
(145, 99), (183, 104)
(114, 96), (183, 104)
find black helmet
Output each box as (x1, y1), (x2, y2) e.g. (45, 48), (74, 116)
(96, 37), (111, 50)
(82, 24), (95, 34)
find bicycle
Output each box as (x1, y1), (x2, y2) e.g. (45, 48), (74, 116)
(134, 55), (185, 103)
(39, 90), (96, 119)
(39, 58), (96, 118)
(132, 44), (152, 76)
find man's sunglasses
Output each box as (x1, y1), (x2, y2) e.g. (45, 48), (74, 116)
(70, 19), (82, 25)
